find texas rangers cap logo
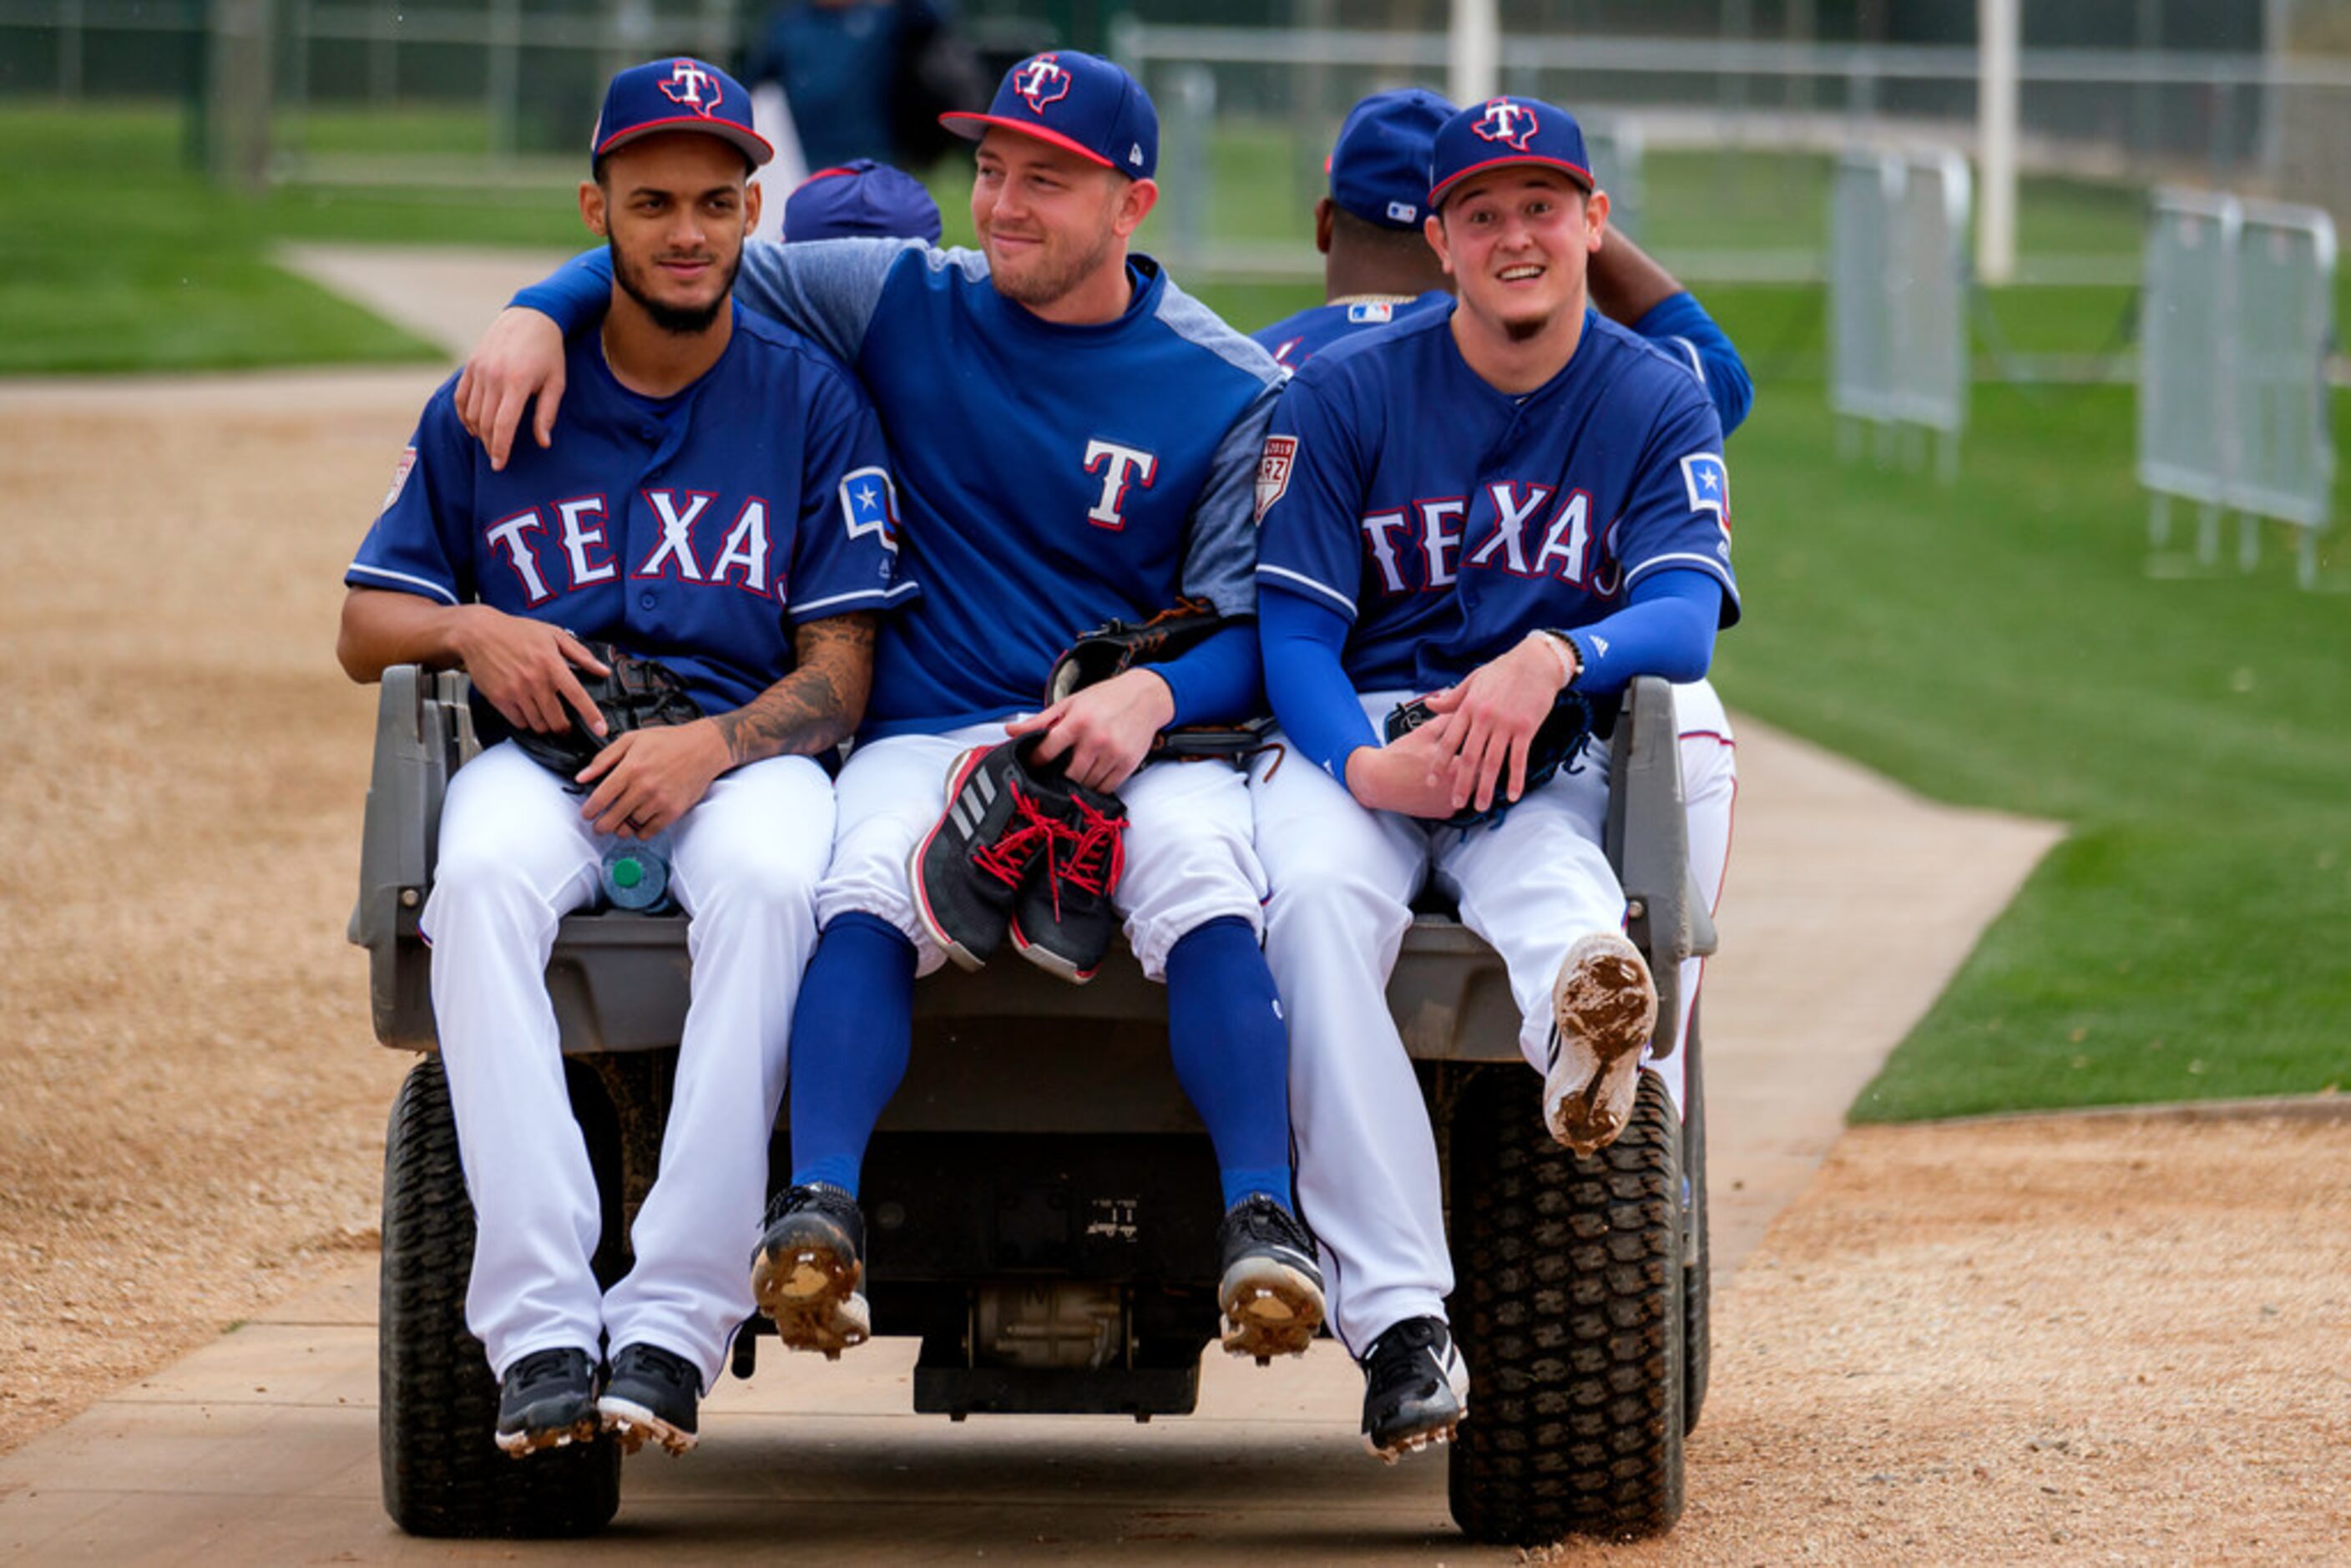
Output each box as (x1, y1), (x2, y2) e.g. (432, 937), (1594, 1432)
(1473, 99), (1539, 153)
(1253, 436), (1298, 524)
(658, 58), (722, 115)
(1014, 54), (1072, 114)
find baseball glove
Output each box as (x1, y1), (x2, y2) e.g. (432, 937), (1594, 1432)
(1384, 689), (1599, 830)
(1044, 598), (1278, 767)
(508, 643), (704, 781)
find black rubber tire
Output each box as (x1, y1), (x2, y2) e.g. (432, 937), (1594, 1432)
(377, 1057), (621, 1539)
(1681, 1013), (1711, 1436)
(1446, 1065), (1686, 1545)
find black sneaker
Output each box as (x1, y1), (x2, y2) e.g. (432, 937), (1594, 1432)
(493, 1346), (599, 1458)
(749, 1182), (872, 1359)
(1009, 781), (1127, 984)
(1359, 1316), (1470, 1462)
(598, 1342), (700, 1456)
(910, 739), (1065, 970)
(1215, 1193), (1327, 1363)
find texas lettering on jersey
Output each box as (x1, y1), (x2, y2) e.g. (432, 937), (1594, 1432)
(1356, 481), (1611, 598)
(483, 486), (797, 606)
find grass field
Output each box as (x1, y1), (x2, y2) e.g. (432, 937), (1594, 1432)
(8, 100), (2347, 1120)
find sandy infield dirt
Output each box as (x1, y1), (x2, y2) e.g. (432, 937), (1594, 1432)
(3, 374), (2347, 1560)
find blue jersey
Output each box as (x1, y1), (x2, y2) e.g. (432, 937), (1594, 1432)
(347, 307), (914, 716)
(1256, 305), (1739, 694)
(519, 240), (1282, 737)
(1254, 291), (1451, 369)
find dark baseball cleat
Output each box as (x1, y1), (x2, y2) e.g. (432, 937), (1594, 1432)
(493, 1346), (600, 1458)
(910, 738), (1064, 970)
(1541, 931), (1659, 1156)
(1008, 780), (1127, 984)
(1215, 1193), (1326, 1363)
(598, 1342), (700, 1456)
(1359, 1315), (1470, 1462)
(750, 1182), (872, 1359)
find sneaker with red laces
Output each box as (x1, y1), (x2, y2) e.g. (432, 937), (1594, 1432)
(1009, 780), (1127, 984)
(910, 738), (1065, 970)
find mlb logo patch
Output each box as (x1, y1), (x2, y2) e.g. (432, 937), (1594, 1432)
(1346, 302), (1396, 325)
(838, 465), (900, 549)
(1254, 435), (1298, 524)
(1680, 453), (1730, 527)
(382, 446), (417, 512)
(1385, 200), (1418, 224)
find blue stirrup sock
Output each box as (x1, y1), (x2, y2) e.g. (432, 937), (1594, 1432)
(786, 913), (917, 1200)
(1164, 916), (1297, 1215)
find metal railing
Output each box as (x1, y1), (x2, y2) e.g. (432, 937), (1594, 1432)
(1829, 147), (1970, 479)
(2139, 190), (2338, 586)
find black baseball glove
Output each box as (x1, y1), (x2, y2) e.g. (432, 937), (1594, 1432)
(1044, 598), (1278, 767)
(1384, 689), (1599, 830)
(508, 643), (704, 781)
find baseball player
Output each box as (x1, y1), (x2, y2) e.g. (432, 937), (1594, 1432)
(1254, 87), (1748, 1116)
(782, 158), (944, 243)
(1250, 95), (1740, 1458)
(452, 50), (1327, 1367)
(336, 58), (915, 1459)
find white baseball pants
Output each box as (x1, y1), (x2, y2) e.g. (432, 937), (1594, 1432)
(814, 721), (1267, 980)
(422, 740), (832, 1392)
(1255, 680), (1738, 1355)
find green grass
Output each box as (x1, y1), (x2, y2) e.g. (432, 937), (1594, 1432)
(1713, 379), (2351, 1120)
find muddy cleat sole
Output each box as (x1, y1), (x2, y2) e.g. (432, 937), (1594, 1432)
(1541, 931), (1659, 1156)
(1359, 1315), (1469, 1461)
(1215, 1194), (1327, 1363)
(751, 1183), (874, 1360)
(597, 1343), (700, 1456)
(493, 1346), (600, 1458)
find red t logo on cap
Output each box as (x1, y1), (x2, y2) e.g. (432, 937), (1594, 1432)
(660, 59), (721, 114)
(1014, 54), (1072, 114)
(1473, 99), (1539, 153)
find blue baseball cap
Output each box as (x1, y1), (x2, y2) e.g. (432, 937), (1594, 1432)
(940, 50), (1157, 180)
(592, 57), (772, 169)
(785, 159), (943, 243)
(1328, 88), (1454, 230)
(1428, 94), (1591, 210)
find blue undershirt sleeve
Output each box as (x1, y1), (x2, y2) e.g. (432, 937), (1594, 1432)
(509, 249), (611, 334)
(1631, 291), (1755, 438)
(1259, 584), (1380, 781)
(1150, 621), (1263, 728)
(1558, 570), (1724, 695)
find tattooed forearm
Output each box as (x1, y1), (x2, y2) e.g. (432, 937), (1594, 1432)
(713, 613), (877, 766)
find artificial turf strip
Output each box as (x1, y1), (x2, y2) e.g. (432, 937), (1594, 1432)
(1710, 380), (2351, 1120)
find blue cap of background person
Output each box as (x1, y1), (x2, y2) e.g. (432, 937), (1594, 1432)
(785, 159), (943, 243)
(1428, 94), (1591, 210)
(592, 57), (772, 169)
(1328, 88), (1454, 230)
(939, 50), (1157, 180)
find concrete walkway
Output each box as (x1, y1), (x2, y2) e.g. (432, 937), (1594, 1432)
(0, 252), (2063, 1557)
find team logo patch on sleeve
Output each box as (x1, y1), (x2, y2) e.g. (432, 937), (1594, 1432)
(838, 466), (900, 549)
(381, 446), (417, 512)
(1680, 453), (1730, 526)
(1254, 436), (1299, 524)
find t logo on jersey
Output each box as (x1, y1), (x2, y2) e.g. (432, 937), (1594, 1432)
(1014, 54), (1071, 113)
(1254, 435), (1298, 524)
(839, 466), (901, 549)
(1680, 453), (1731, 529)
(1084, 439), (1156, 531)
(1474, 99), (1540, 153)
(660, 59), (721, 114)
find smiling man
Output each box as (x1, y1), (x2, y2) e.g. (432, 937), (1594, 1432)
(1250, 95), (1742, 1457)
(337, 57), (915, 1461)
(452, 50), (1324, 1374)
